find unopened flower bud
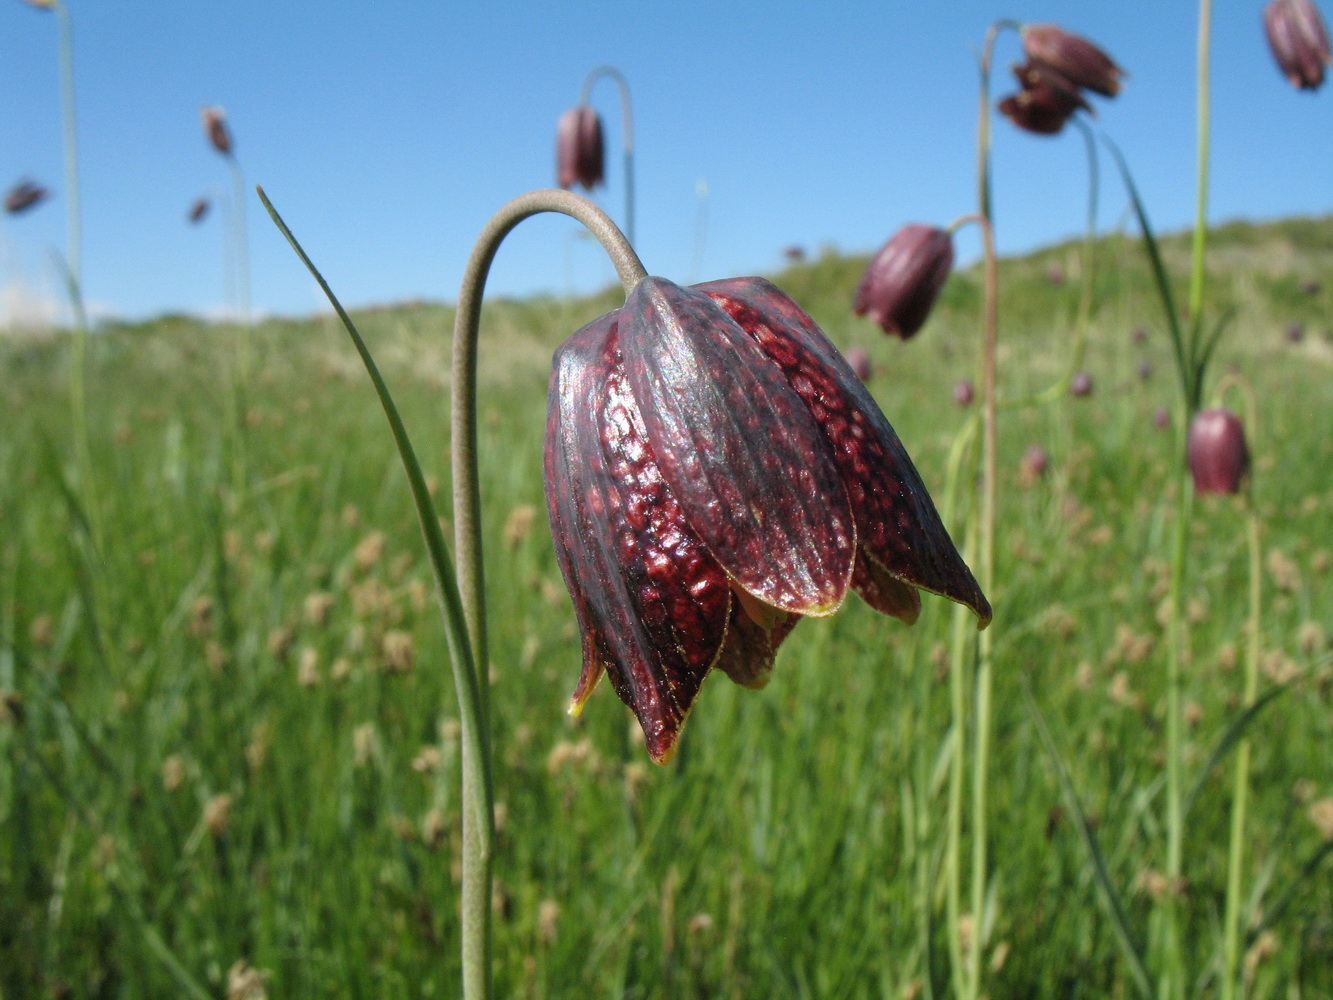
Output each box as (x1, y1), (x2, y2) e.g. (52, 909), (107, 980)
(555, 106), (604, 190)
(1187, 408), (1249, 495)
(1264, 0), (1331, 90)
(853, 224), (954, 339)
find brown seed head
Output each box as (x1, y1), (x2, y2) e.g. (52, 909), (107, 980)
(201, 106), (233, 156)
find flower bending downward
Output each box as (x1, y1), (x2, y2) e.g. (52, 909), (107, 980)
(546, 276), (991, 763)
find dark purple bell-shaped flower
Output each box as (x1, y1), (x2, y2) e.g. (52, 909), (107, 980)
(854, 224), (954, 339)
(1070, 372), (1093, 397)
(1022, 23), (1125, 97)
(1264, 0), (1331, 90)
(556, 106), (605, 191)
(997, 70), (1089, 135)
(546, 275), (991, 763)
(1187, 408), (1250, 496)
(5, 179), (48, 215)
(954, 379), (975, 407)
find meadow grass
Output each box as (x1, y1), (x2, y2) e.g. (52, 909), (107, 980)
(1, 218), (1331, 998)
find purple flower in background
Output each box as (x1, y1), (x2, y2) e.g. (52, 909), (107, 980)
(854, 224), (955, 339)
(1021, 23), (1125, 97)
(1264, 0), (1331, 90)
(954, 379), (975, 407)
(546, 275), (990, 762)
(1188, 409), (1250, 495)
(556, 106), (605, 191)
(1070, 372), (1093, 397)
(844, 345), (873, 382)
(4, 179), (48, 215)
(201, 106), (233, 156)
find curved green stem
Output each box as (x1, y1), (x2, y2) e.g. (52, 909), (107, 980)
(1187, 0), (1213, 361)
(580, 66), (636, 246)
(451, 188), (644, 1000)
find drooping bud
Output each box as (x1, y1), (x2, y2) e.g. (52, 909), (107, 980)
(953, 379), (975, 407)
(997, 78), (1087, 135)
(853, 224), (954, 339)
(844, 345), (872, 382)
(1022, 23), (1125, 97)
(202, 106), (233, 156)
(1263, 0), (1331, 91)
(1187, 408), (1250, 496)
(555, 106), (604, 191)
(4, 179), (48, 215)
(1070, 372), (1093, 397)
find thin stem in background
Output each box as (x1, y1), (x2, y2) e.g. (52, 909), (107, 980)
(1218, 377), (1262, 1000)
(580, 66), (636, 246)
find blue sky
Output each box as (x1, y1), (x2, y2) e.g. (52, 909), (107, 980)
(2, 1), (1330, 325)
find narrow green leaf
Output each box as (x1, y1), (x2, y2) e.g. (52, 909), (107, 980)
(1183, 685), (1286, 822)
(1246, 838), (1333, 945)
(1025, 686), (1155, 1000)
(257, 186), (494, 847)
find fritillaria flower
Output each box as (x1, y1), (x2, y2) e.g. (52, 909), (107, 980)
(555, 106), (604, 191)
(1187, 408), (1250, 495)
(953, 379), (975, 407)
(844, 344), (872, 381)
(1070, 371), (1093, 397)
(1021, 23), (1125, 98)
(4, 179), (48, 215)
(201, 106), (233, 156)
(1264, 0), (1331, 90)
(546, 275), (991, 762)
(854, 224), (954, 339)
(997, 68), (1090, 135)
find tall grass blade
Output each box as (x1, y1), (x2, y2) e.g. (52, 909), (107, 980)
(1025, 686), (1154, 1000)
(1182, 685), (1285, 822)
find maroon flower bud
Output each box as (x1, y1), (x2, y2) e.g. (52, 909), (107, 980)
(1286, 322), (1305, 343)
(1070, 372), (1093, 397)
(997, 81), (1086, 135)
(1022, 23), (1125, 98)
(555, 106), (604, 191)
(1187, 408), (1250, 495)
(201, 106), (233, 156)
(187, 196), (210, 224)
(953, 379), (975, 407)
(1020, 446), (1049, 484)
(844, 345), (872, 382)
(1154, 407), (1170, 431)
(854, 224), (954, 339)
(1263, 0), (1331, 90)
(4, 179), (48, 215)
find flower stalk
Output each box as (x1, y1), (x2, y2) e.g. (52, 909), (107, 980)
(578, 66), (636, 246)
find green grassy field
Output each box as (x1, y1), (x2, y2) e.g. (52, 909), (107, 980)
(2, 216), (1331, 999)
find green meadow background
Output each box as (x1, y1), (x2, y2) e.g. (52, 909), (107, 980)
(1, 218), (1331, 998)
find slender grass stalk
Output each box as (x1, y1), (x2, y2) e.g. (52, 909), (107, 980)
(956, 24), (1015, 996)
(226, 157), (251, 493)
(1164, 7), (1214, 996)
(264, 186), (645, 1000)
(1217, 377), (1261, 1000)
(579, 66), (636, 246)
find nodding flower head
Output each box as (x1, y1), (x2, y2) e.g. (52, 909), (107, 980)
(1021, 23), (1125, 98)
(1187, 408), (1250, 496)
(1264, 0), (1331, 90)
(854, 224), (955, 339)
(201, 106), (233, 157)
(545, 275), (990, 763)
(997, 63), (1092, 135)
(5, 179), (48, 215)
(556, 106), (605, 191)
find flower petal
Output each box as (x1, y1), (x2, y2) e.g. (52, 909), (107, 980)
(697, 277), (991, 628)
(545, 311), (732, 763)
(714, 600), (800, 690)
(619, 276), (856, 618)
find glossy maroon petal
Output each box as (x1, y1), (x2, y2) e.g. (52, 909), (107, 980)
(619, 276), (856, 618)
(714, 602), (800, 690)
(556, 106), (605, 190)
(696, 277), (991, 628)
(545, 311), (732, 763)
